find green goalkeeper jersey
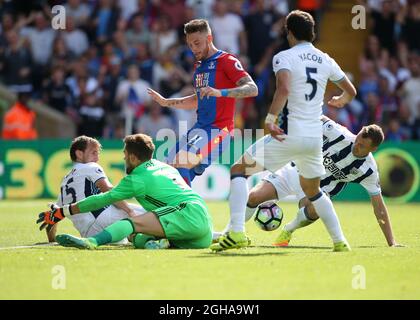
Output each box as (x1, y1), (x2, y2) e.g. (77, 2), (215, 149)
(77, 159), (206, 213)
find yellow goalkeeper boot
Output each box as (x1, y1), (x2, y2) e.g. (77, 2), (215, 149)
(210, 231), (250, 252)
(333, 240), (351, 252)
(56, 234), (97, 250)
(273, 228), (293, 247)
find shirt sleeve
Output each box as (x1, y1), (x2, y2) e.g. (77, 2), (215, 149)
(87, 163), (107, 184)
(56, 195), (63, 208)
(272, 52), (291, 74)
(360, 171), (382, 196)
(78, 174), (145, 213)
(322, 117), (348, 141)
(222, 55), (249, 84)
(327, 55), (346, 82)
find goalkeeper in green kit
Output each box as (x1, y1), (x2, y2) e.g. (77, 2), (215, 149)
(36, 134), (213, 250)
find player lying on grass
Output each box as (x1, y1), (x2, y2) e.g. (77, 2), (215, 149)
(243, 117), (402, 247)
(36, 134), (213, 250)
(45, 135), (145, 243)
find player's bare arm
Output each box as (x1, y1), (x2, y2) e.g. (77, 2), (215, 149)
(147, 88), (198, 110)
(198, 75), (258, 99)
(328, 76), (357, 108)
(370, 194), (403, 247)
(46, 223), (57, 242)
(95, 178), (136, 217)
(265, 70), (291, 141)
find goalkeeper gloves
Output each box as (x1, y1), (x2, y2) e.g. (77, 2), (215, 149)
(36, 204), (71, 232)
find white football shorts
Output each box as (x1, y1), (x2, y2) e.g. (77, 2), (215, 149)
(245, 134), (325, 179)
(67, 203), (146, 239)
(262, 164), (306, 201)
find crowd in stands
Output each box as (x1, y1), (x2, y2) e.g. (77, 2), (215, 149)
(326, 0), (420, 141)
(0, 0), (419, 142)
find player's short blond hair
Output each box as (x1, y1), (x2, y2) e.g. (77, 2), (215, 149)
(184, 19), (211, 35)
(70, 136), (101, 162)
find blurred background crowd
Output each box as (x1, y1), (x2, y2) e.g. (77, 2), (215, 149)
(0, 0), (419, 141)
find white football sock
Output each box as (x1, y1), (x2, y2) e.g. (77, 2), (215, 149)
(310, 192), (346, 243)
(284, 207), (316, 232)
(229, 176), (248, 232)
(245, 205), (256, 222)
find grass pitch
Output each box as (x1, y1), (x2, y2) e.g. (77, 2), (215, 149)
(0, 200), (419, 300)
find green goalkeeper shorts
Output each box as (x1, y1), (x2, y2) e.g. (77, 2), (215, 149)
(153, 201), (213, 249)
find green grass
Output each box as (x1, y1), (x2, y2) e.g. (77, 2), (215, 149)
(0, 200), (419, 299)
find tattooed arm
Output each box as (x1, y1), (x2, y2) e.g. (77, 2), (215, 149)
(198, 75), (258, 99)
(147, 88), (198, 110)
(227, 75), (258, 98)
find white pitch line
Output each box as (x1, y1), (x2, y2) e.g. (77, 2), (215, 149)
(0, 243), (58, 250)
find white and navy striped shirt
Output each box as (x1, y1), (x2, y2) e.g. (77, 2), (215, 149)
(292, 118), (381, 197)
(57, 162), (108, 217)
(315, 118), (381, 197)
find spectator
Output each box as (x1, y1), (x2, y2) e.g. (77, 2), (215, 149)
(78, 94), (105, 138)
(112, 30), (130, 61)
(0, 30), (32, 87)
(64, 0), (91, 28)
(49, 36), (76, 72)
(125, 13), (151, 47)
(66, 59), (99, 105)
(115, 64), (152, 123)
(210, 0), (247, 55)
(370, 0), (397, 54)
(62, 16), (89, 57)
(102, 55), (124, 136)
(20, 11), (56, 93)
(399, 55), (420, 126)
(150, 14), (178, 56)
(136, 102), (175, 138)
(244, 0), (281, 66)
(364, 92), (383, 125)
(42, 66), (74, 114)
(386, 118), (407, 141)
(156, 0), (186, 30)
(186, 0), (215, 20)
(129, 43), (154, 84)
(0, 13), (15, 49)
(20, 12), (55, 66)
(89, 0), (120, 43)
(169, 84), (197, 133)
(378, 75), (399, 124)
(402, 2), (420, 53)
(2, 87), (38, 140)
(117, 0), (139, 21)
(359, 60), (380, 103)
(85, 45), (102, 77)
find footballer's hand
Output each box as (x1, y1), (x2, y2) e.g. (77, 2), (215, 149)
(199, 86), (221, 99)
(327, 95), (347, 108)
(147, 88), (168, 107)
(36, 205), (70, 232)
(265, 123), (285, 142)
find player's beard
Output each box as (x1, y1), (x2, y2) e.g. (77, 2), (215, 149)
(198, 44), (210, 61)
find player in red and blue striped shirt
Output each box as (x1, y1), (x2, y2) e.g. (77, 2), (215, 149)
(148, 19), (258, 186)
